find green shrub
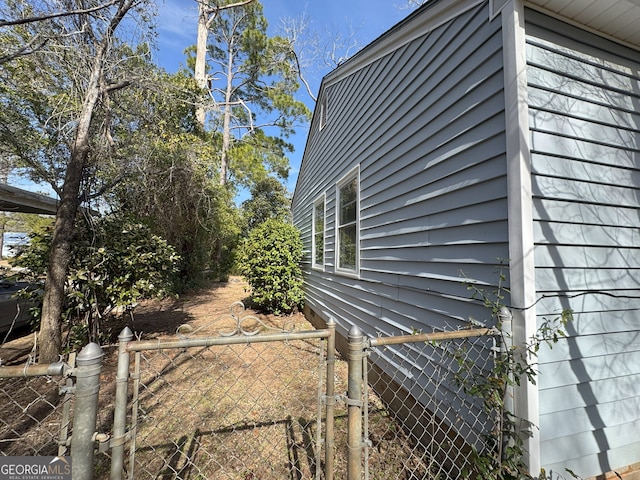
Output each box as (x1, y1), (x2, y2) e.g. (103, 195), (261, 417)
(237, 219), (304, 315)
(12, 214), (180, 349)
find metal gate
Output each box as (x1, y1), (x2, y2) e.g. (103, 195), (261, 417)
(107, 303), (338, 480)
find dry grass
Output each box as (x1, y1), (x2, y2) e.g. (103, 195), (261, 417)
(1, 277), (438, 479)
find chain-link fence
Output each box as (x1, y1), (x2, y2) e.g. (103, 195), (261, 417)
(0, 345), (108, 479)
(1, 308), (504, 480)
(104, 305), (342, 480)
(344, 326), (501, 480)
(0, 356), (73, 458)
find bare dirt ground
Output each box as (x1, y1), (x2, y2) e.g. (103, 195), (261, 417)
(0, 277), (422, 479)
(130, 276), (312, 338)
(1, 277), (350, 479)
(0, 276), (309, 365)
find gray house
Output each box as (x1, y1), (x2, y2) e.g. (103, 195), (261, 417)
(292, 0), (640, 478)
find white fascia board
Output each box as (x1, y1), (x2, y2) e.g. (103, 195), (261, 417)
(490, 0), (511, 20)
(502, 0), (541, 474)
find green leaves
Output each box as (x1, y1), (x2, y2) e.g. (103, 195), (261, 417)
(12, 214), (180, 347)
(236, 219), (304, 315)
(240, 177), (291, 234)
(201, 0), (311, 189)
(459, 263), (573, 479)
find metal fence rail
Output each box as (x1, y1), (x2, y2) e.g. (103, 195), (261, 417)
(106, 306), (339, 480)
(0, 358), (71, 458)
(346, 326), (500, 480)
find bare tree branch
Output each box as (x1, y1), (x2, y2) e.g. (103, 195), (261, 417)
(105, 80), (132, 93)
(290, 47), (316, 102)
(276, 14), (317, 102)
(0, 0), (120, 27)
(196, 0), (256, 29)
(0, 35), (48, 64)
(396, 0), (430, 10)
(277, 13), (361, 103)
(81, 172), (125, 202)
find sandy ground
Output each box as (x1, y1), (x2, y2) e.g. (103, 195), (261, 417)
(0, 276), (310, 364)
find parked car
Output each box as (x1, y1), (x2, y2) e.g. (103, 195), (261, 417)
(0, 280), (36, 335)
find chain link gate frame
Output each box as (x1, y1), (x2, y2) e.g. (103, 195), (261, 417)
(345, 325), (502, 480)
(107, 303), (338, 480)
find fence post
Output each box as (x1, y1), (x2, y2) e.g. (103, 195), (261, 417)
(498, 306), (514, 456)
(71, 342), (104, 480)
(110, 327), (133, 480)
(324, 319), (336, 480)
(347, 325), (364, 480)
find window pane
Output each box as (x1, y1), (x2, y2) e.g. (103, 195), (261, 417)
(339, 178), (357, 224)
(313, 200), (324, 266)
(314, 232), (324, 265)
(338, 225), (356, 270)
(314, 203), (324, 231)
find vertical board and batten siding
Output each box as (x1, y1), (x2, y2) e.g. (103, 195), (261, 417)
(293, 1), (509, 445)
(525, 9), (640, 477)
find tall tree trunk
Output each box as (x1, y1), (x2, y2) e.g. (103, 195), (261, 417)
(38, 152), (86, 361)
(0, 162), (8, 260)
(220, 45), (234, 186)
(0, 216), (4, 260)
(192, 0), (255, 278)
(38, 1), (133, 363)
(194, 1), (255, 127)
(194, 1), (209, 126)
(38, 70), (101, 363)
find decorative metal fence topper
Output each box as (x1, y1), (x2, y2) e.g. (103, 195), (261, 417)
(175, 301), (296, 338)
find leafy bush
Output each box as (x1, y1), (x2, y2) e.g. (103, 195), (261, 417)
(237, 219), (304, 315)
(12, 214), (180, 349)
(460, 265), (573, 479)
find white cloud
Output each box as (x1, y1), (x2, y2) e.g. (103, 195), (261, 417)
(157, 0), (198, 41)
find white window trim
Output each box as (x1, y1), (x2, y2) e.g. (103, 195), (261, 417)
(335, 166), (360, 277)
(318, 94), (327, 131)
(312, 194), (326, 271)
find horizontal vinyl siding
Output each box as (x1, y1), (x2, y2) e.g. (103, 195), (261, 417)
(293, 1), (508, 449)
(525, 10), (640, 477)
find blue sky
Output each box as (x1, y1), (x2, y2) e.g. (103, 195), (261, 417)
(154, 0), (412, 196)
(8, 1), (413, 198)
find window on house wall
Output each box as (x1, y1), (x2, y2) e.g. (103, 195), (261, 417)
(336, 168), (359, 274)
(319, 94), (327, 131)
(312, 196), (325, 269)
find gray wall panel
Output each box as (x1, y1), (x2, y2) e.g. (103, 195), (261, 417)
(293, 2), (507, 446)
(526, 8), (640, 475)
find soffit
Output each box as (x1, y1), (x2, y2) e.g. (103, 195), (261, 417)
(526, 0), (640, 49)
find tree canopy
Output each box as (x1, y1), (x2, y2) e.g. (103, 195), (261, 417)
(0, 0), (323, 360)
(191, 0), (311, 189)
(1, 0), (163, 361)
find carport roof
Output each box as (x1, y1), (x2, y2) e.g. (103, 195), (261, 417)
(0, 183), (58, 215)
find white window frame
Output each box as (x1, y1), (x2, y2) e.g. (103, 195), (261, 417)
(335, 166), (360, 277)
(319, 94), (327, 131)
(312, 194), (326, 270)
